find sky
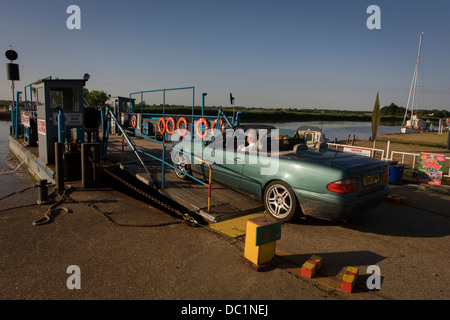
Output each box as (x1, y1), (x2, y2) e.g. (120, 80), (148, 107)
(0, 0), (449, 111)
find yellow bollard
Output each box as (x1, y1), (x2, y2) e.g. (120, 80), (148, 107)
(241, 216), (281, 271)
(300, 255), (323, 278)
(341, 266), (359, 293)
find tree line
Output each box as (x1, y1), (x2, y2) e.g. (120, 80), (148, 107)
(381, 103), (450, 119)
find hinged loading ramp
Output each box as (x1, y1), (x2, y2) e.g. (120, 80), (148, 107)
(101, 100), (263, 223)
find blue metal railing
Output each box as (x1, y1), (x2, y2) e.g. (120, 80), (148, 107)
(23, 76), (51, 111)
(104, 107), (213, 213)
(105, 106), (155, 186)
(125, 86), (240, 141)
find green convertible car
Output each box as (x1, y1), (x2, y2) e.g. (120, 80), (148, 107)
(172, 124), (390, 222)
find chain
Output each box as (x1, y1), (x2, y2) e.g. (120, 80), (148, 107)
(100, 166), (198, 226)
(32, 167), (197, 228)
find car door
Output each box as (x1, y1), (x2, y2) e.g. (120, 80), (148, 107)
(238, 128), (274, 196)
(201, 131), (244, 188)
(238, 151), (262, 196)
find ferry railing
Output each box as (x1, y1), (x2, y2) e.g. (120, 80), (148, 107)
(125, 130), (213, 213)
(328, 143), (385, 160)
(105, 107), (156, 186)
(127, 86), (240, 140)
(389, 151), (420, 172)
(105, 107), (213, 213)
(329, 142), (450, 180)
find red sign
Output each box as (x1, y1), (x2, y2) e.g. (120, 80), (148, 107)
(417, 153), (445, 186)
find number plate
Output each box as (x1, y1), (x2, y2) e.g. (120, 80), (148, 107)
(363, 174), (380, 186)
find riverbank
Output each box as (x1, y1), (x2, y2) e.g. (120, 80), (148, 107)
(346, 132), (450, 153)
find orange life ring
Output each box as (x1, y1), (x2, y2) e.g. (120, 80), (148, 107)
(158, 117), (166, 135)
(131, 115), (137, 128)
(177, 117), (188, 136)
(196, 118), (209, 139)
(166, 117), (176, 135)
(211, 119), (225, 136)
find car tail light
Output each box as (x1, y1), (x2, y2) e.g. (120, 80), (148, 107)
(327, 178), (359, 193)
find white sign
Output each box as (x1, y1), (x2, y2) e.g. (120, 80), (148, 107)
(343, 146), (372, 157)
(52, 112), (83, 126)
(21, 114), (30, 128)
(66, 113), (83, 126)
(37, 119), (46, 136)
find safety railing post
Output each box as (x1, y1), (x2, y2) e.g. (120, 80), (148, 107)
(162, 144), (166, 188)
(15, 91), (21, 139)
(121, 134), (125, 166)
(81, 143), (91, 188)
(106, 107), (155, 186)
(55, 142), (65, 193)
(57, 108), (65, 143)
(92, 143), (101, 186)
(10, 104), (15, 136)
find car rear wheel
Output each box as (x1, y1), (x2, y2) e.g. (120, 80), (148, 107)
(174, 154), (192, 180)
(264, 181), (299, 222)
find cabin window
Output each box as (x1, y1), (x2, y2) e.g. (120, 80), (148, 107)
(49, 88), (79, 112)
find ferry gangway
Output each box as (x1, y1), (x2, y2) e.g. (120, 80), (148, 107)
(103, 106), (213, 213)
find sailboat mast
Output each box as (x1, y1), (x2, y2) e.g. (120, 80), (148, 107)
(402, 32), (424, 126)
(411, 32), (424, 120)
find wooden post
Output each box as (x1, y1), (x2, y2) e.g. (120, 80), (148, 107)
(447, 129), (450, 150)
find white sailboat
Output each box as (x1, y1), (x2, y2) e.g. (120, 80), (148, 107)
(401, 32), (429, 134)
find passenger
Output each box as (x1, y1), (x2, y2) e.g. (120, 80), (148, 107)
(238, 130), (258, 152)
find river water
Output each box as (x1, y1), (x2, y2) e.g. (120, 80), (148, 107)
(246, 121), (402, 141)
(0, 120), (35, 198)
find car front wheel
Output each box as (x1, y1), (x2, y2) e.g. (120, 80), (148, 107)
(264, 181), (299, 222)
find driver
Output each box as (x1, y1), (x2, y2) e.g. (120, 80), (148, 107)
(238, 130), (258, 152)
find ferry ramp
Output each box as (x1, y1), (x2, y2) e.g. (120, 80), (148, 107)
(104, 134), (264, 223)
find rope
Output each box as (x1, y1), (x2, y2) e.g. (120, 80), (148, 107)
(32, 187), (72, 226)
(0, 160), (25, 174)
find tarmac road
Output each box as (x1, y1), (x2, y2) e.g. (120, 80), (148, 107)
(0, 180), (448, 305)
(276, 184), (450, 300)
(0, 184), (334, 302)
